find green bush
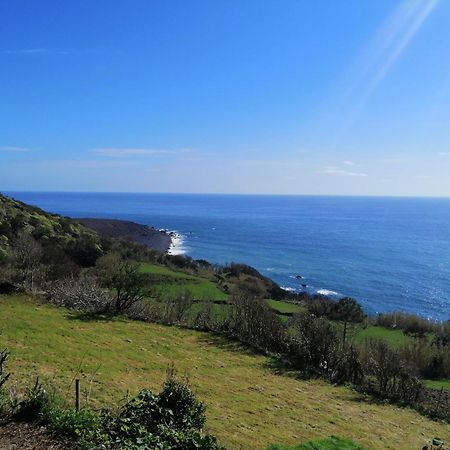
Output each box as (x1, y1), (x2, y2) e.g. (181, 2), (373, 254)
(104, 373), (223, 449)
(47, 408), (108, 448)
(13, 378), (51, 422)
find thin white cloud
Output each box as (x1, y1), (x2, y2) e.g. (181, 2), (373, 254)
(438, 152), (450, 156)
(415, 174), (431, 179)
(92, 148), (191, 158)
(0, 48), (69, 55)
(40, 159), (138, 169)
(0, 146), (32, 152)
(319, 166), (368, 177)
(342, 160), (356, 166)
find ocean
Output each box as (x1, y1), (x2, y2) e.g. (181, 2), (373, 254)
(6, 192), (450, 321)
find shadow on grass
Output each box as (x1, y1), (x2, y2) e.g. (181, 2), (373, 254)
(65, 310), (120, 323)
(195, 332), (265, 358)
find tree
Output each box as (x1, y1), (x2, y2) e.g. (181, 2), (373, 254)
(332, 297), (365, 346)
(107, 261), (153, 314)
(288, 312), (338, 375)
(10, 231), (43, 290)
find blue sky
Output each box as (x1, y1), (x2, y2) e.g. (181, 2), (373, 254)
(1, 0), (450, 196)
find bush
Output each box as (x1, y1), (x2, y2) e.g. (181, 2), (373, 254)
(287, 312), (339, 376)
(103, 261), (154, 314)
(47, 408), (108, 447)
(13, 378), (51, 422)
(46, 275), (112, 312)
(375, 312), (435, 337)
(103, 371), (224, 449)
(360, 339), (423, 403)
(227, 292), (285, 353)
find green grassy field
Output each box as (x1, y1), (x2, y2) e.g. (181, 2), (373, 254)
(140, 263), (229, 301)
(424, 379), (450, 390)
(266, 299), (304, 315)
(267, 436), (367, 449)
(140, 263), (305, 321)
(1, 295), (448, 449)
(354, 325), (414, 347)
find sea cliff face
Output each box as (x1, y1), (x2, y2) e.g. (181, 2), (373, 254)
(77, 218), (172, 252)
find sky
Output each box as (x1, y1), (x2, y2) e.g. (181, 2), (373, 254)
(1, 0), (450, 196)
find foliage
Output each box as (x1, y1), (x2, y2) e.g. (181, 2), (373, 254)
(359, 339), (424, 404)
(47, 408), (108, 448)
(98, 372), (223, 449)
(287, 312), (339, 376)
(103, 260), (154, 314)
(12, 377), (51, 422)
(375, 311), (437, 337)
(226, 290), (285, 352)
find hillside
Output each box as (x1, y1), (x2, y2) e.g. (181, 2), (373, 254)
(0, 193), (97, 245)
(78, 218), (173, 252)
(1, 295), (448, 449)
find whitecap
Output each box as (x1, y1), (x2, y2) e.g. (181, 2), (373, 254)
(281, 286), (297, 292)
(167, 232), (187, 256)
(317, 288), (339, 296)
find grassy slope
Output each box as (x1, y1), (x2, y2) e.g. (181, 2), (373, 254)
(268, 436), (367, 449)
(354, 326), (413, 347)
(1, 295), (448, 450)
(140, 263), (229, 301)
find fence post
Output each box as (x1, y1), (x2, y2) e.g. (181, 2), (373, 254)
(75, 379), (80, 411)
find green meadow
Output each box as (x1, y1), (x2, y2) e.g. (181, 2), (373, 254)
(1, 295), (448, 450)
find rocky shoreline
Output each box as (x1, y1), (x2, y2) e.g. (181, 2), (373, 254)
(77, 218), (173, 253)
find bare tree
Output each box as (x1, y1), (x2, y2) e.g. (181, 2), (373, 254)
(10, 231), (43, 290)
(106, 261), (153, 314)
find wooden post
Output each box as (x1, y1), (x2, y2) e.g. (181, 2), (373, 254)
(75, 379), (80, 411)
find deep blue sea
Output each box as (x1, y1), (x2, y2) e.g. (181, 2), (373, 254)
(6, 192), (450, 321)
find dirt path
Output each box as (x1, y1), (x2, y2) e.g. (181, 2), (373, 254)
(0, 421), (71, 449)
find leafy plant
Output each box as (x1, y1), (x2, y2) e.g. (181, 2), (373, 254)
(13, 377), (51, 422)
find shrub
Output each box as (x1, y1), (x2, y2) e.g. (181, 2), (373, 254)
(13, 378), (51, 422)
(360, 339), (423, 403)
(375, 312), (435, 337)
(104, 261), (154, 314)
(103, 371), (224, 449)
(163, 290), (194, 324)
(227, 291), (285, 353)
(287, 312), (339, 376)
(47, 408), (108, 447)
(46, 275), (112, 312)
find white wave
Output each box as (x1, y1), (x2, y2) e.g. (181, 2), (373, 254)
(281, 286), (297, 292)
(167, 231), (187, 256)
(317, 288), (339, 296)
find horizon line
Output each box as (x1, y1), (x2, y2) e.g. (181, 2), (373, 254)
(2, 189), (450, 200)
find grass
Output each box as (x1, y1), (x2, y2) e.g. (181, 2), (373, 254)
(267, 436), (367, 449)
(1, 295), (449, 449)
(140, 263), (303, 320)
(424, 379), (450, 390)
(139, 263), (229, 301)
(354, 326), (414, 347)
(266, 300), (304, 315)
